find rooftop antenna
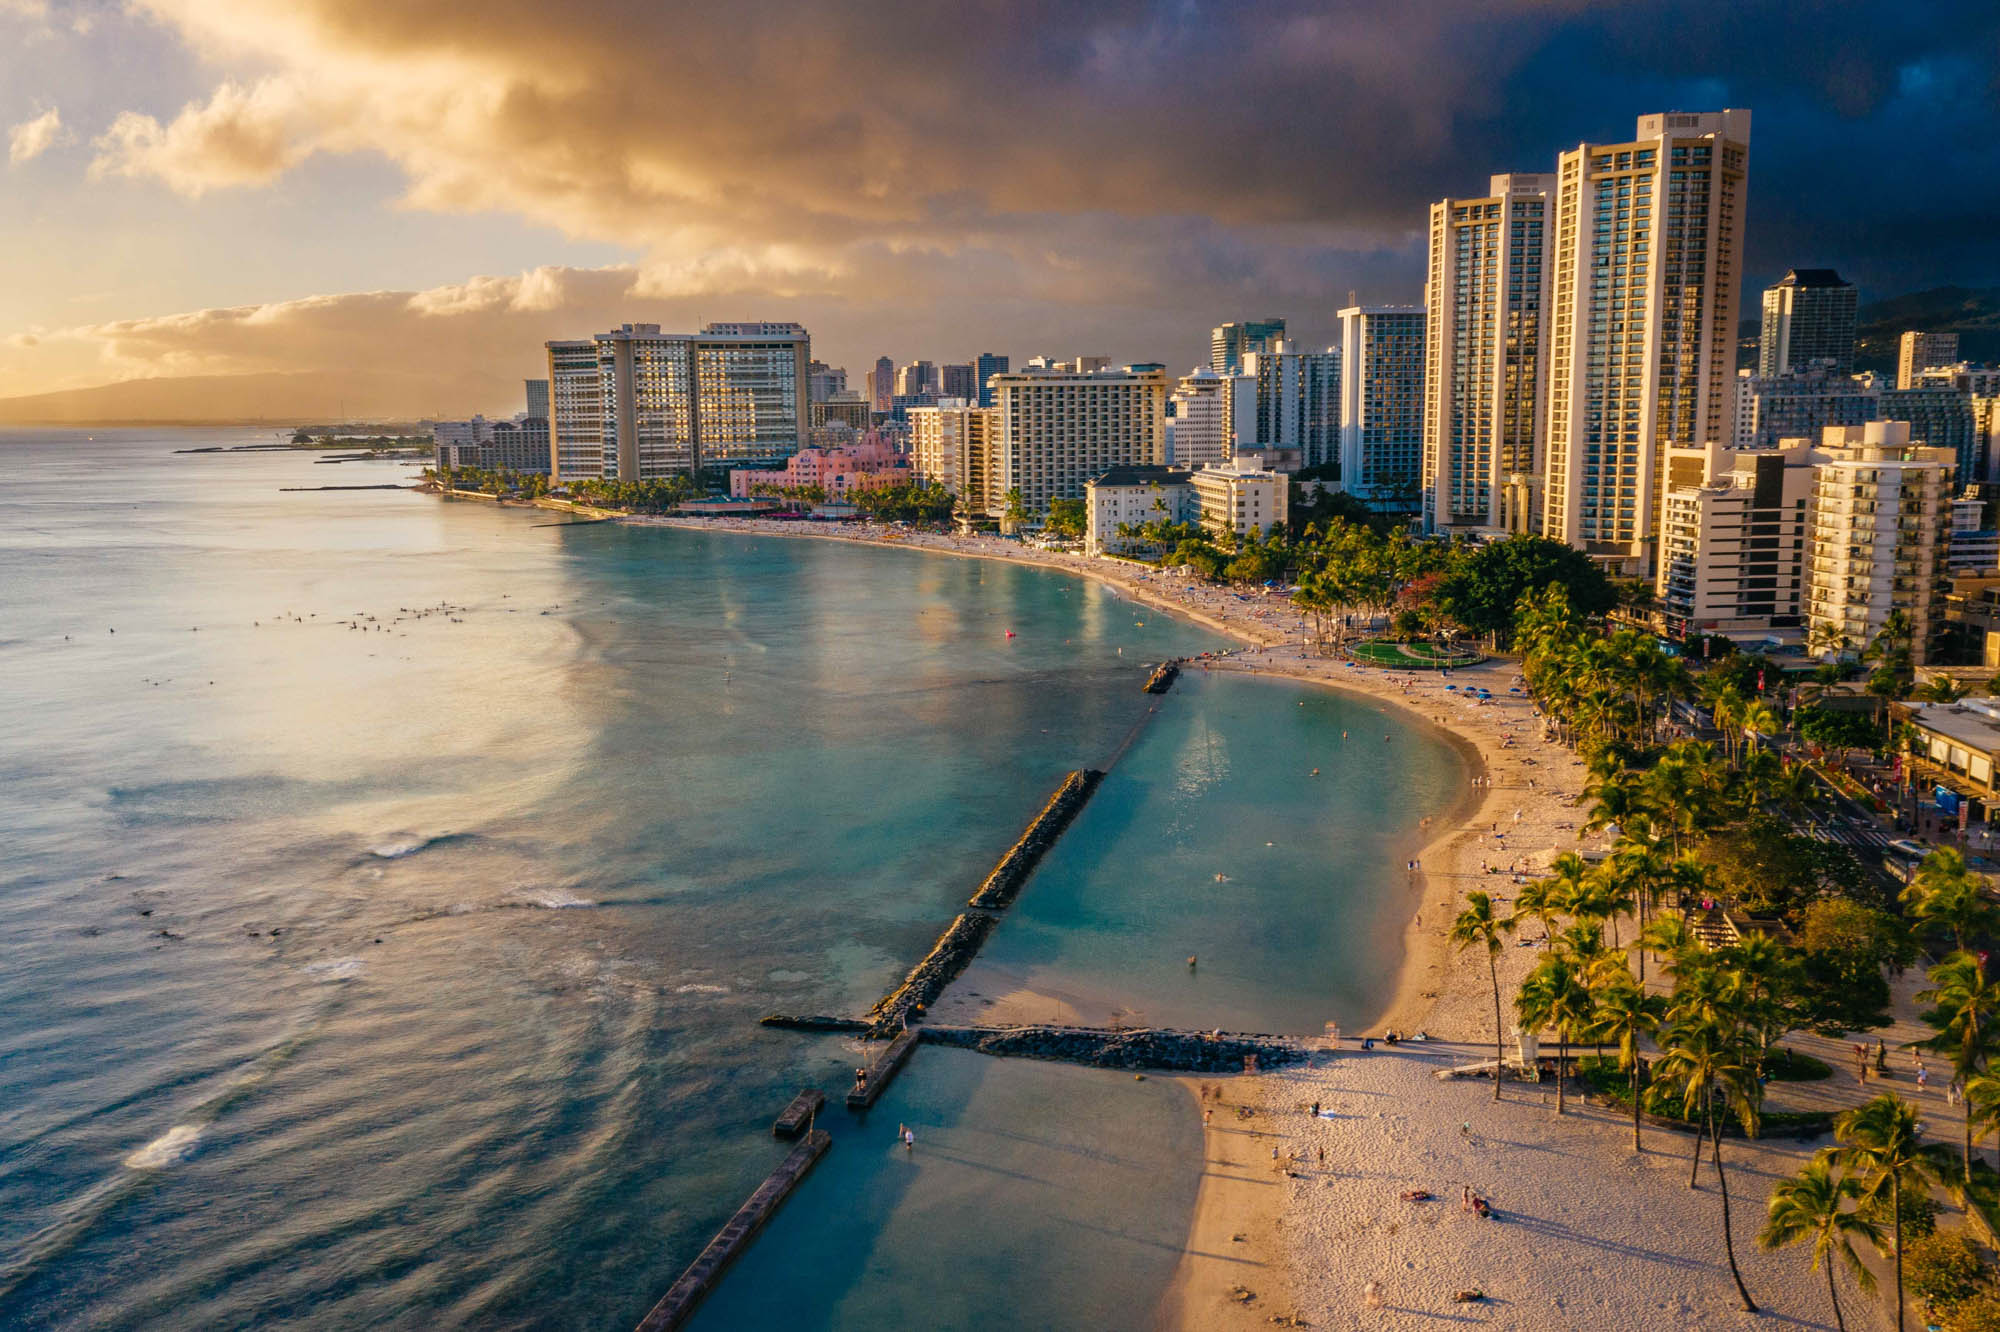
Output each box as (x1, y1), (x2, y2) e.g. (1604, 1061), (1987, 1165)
(1347, 289), (1357, 307)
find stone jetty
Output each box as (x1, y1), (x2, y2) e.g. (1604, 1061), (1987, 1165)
(861, 912), (997, 1036)
(632, 1129), (831, 1332)
(1142, 660), (1181, 694)
(965, 768), (1102, 911)
(918, 1023), (1308, 1073)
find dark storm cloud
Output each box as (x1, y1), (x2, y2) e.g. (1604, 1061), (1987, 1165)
(77, 0), (2000, 377)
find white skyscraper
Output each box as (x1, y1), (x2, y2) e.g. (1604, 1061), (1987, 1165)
(1166, 368), (1227, 468)
(1540, 110), (1751, 569)
(1422, 172), (1553, 534)
(1337, 307), (1427, 500)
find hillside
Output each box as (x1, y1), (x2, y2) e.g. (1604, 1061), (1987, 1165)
(0, 370), (511, 426)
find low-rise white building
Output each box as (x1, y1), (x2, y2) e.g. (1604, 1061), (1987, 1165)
(1190, 460), (1289, 542)
(1084, 466), (1195, 555)
(1083, 460), (1288, 555)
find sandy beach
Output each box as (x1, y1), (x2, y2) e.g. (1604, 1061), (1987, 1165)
(630, 515), (1888, 1331)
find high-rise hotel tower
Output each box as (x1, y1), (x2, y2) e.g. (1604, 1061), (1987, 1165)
(545, 322), (809, 481)
(1421, 173), (1552, 535)
(1539, 110), (1750, 569)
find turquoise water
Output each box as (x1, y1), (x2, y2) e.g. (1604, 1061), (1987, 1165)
(968, 670), (1464, 1035)
(0, 430), (1459, 1329)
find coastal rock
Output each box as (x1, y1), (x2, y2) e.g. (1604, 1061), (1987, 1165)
(916, 1023), (1307, 1073)
(965, 769), (1103, 911)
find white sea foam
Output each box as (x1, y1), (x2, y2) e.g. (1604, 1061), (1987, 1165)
(528, 890), (595, 909)
(125, 1124), (202, 1170)
(674, 983), (729, 995)
(304, 957), (365, 981)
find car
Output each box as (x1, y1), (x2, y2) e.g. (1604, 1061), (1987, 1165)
(1887, 839), (1929, 862)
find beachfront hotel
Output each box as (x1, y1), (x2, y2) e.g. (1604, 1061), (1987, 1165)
(544, 322), (810, 482)
(987, 363), (1167, 518)
(1083, 459), (1289, 555)
(1538, 110), (1751, 573)
(1421, 173), (1553, 536)
(908, 399), (997, 513)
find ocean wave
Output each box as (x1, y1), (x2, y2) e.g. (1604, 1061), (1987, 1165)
(124, 1124), (202, 1170)
(362, 831), (473, 861)
(366, 834), (440, 859)
(526, 890), (595, 909)
(303, 958), (365, 981)
(674, 983), (730, 995)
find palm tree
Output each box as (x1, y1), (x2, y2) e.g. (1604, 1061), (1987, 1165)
(1805, 621), (1849, 662)
(1757, 1149), (1883, 1332)
(1581, 769), (1650, 841)
(1915, 675), (1970, 704)
(1515, 954), (1593, 1115)
(1507, 874), (1566, 949)
(1834, 1092), (1956, 1332)
(1902, 849), (2000, 954)
(1451, 891), (1513, 1101)
(1590, 970), (1667, 1151)
(1638, 914), (1704, 984)
(1612, 838), (1672, 981)
(1914, 950), (2000, 1182)
(1655, 1014), (1762, 1311)
(1739, 699), (1781, 753)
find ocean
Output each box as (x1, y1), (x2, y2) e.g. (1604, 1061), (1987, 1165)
(0, 429), (1461, 1329)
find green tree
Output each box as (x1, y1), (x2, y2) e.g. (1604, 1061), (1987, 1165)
(1433, 535), (1618, 646)
(1904, 850), (2000, 955)
(1045, 496), (1087, 539)
(1589, 969), (1668, 1151)
(1450, 891), (1512, 1101)
(1655, 1012), (1762, 1312)
(1515, 954), (1593, 1115)
(1914, 950), (2000, 1183)
(1835, 1092), (1958, 1332)
(1756, 1149), (1882, 1332)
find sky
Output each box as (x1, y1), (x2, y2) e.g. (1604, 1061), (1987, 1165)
(2, 0), (1997, 419)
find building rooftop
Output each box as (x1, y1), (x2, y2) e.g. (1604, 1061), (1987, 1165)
(1774, 268), (1850, 288)
(1904, 700), (2000, 754)
(1089, 466), (1192, 488)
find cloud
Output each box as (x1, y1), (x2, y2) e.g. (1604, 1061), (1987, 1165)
(92, 81), (315, 194)
(8, 106), (61, 163)
(11, 0), (1991, 395)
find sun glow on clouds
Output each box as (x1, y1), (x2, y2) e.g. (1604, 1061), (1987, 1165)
(8, 105), (61, 163)
(2, 0), (1995, 411)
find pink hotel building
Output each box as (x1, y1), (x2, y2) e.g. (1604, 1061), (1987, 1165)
(728, 433), (912, 500)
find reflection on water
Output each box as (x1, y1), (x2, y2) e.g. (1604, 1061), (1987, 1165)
(0, 430), (1456, 1330)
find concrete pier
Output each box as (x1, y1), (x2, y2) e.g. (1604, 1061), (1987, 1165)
(844, 1028), (919, 1110)
(772, 1088), (824, 1138)
(632, 1129), (831, 1332)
